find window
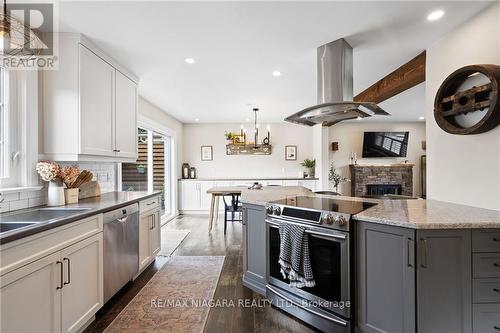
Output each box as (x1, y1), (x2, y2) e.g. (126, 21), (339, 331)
(120, 127), (173, 219)
(0, 68), (38, 189)
(0, 66), (6, 179)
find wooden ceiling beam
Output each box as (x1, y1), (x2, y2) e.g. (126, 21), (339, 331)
(354, 51), (426, 104)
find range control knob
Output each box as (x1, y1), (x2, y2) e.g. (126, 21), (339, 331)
(273, 206), (282, 216)
(337, 215), (347, 226)
(324, 214), (334, 225)
(266, 206), (274, 215)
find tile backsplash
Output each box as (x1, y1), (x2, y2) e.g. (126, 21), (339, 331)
(0, 162), (118, 213)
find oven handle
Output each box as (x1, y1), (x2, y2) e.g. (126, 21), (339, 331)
(266, 219), (346, 240)
(266, 285), (348, 327)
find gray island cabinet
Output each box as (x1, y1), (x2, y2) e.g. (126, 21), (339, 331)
(242, 203), (267, 295)
(357, 222), (500, 333)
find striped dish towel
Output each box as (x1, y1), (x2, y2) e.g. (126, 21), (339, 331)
(278, 222), (315, 288)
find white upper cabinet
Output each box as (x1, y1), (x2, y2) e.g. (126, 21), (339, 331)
(41, 34), (138, 162)
(79, 45), (115, 157)
(114, 70), (138, 159)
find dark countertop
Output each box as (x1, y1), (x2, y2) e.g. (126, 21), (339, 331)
(0, 191), (161, 245)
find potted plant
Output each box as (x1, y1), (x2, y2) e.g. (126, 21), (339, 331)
(225, 131), (235, 142)
(300, 158), (316, 178)
(328, 163), (350, 194)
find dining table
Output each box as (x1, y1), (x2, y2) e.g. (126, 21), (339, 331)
(206, 186), (246, 232)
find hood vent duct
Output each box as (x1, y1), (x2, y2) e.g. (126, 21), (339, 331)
(285, 38), (390, 126)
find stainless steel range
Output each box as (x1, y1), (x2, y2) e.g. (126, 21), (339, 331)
(265, 196), (376, 333)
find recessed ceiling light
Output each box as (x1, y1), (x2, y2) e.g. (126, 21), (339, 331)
(185, 58), (195, 64)
(194, 118), (199, 122)
(357, 116), (362, 120)
(419, 116), (425, 120)
(427, 10), (444, 22)
(272, 70), (281, 77)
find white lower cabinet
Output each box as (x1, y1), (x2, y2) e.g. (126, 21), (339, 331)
(179, 179), (317, 213)
(138, 198), (161, 272)
(0, 232), (103, 333)
(1, 252), (62, 333)
(61, 234), (103, 333)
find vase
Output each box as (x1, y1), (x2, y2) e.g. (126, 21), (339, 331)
(308, 168), (315, 178)
(64, 188), (79, 204)
(48, 180), (65, 206)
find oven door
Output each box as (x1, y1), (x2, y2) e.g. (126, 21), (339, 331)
(266, 217), (351, 319)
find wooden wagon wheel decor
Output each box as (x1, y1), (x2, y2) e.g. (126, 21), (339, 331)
(434, 64), (500, 135)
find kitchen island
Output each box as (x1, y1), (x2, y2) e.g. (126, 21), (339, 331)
(240, 186), (500, 333)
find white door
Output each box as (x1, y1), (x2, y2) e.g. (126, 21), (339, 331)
(139, 213), (152, 270)
(61, 234), (103, 333)
(115, 71), (137, 159)
(0, 252), (62, 333)
(79, 44), (115, 156)
(150, 210), (161, 257)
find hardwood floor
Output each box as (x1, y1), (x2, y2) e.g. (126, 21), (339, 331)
(85, 215), (319, 333)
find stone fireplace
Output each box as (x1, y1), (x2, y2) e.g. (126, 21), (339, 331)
(349, 164), (413, 197)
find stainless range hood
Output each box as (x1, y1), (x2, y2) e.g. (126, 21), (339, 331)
(285, 38), (390, 126)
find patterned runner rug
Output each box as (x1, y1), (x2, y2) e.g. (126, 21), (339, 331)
(104, 256), (225, 333)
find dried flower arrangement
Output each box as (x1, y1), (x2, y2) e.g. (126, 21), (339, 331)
(36, 161), (61, 182)
(60, 166), (81, 188)
(36, 161), (93, 188)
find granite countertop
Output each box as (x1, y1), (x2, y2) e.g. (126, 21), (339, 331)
(241, 186), (500, 229)
(0, 191), (161, 244)
(178, 177), (318, 181)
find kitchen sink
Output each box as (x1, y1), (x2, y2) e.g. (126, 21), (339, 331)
(0, 208), (92, 224)
(0, 222), (38, 233)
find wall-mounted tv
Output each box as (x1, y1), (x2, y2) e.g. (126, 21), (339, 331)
(362, 132), (409, 158)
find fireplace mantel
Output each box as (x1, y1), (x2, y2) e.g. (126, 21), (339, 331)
(350, 164), (414, 168)
(349, 164), (414, 197)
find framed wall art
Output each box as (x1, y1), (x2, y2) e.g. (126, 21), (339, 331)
(285, 145), (297, 160)
(201, 146), (213, 161)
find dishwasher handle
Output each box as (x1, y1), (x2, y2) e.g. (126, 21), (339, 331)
(103, 204), (139, 224)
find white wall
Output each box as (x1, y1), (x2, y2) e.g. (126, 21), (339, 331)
(426, 3), (500, 210)
(327, 122), (426, 196)
(182, 123), (315, 179)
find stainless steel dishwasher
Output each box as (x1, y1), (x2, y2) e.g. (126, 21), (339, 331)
(103, 203), (139, 303)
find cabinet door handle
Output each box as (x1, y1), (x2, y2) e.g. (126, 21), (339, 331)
(113, 149), (121, 152)
(56, 261), (63, 290)
(150, 215), (155, 230)
(493, 238), (500, 242)
(407, 238), (415, 267)
(494, 263), (500, 268)
(493, 288), (500, 293)
(147, 201), (156, 206)
(63, 258), (71, 285)
(242, 207), (247, 225)
(494, 326), (500, 331)
(420, 238), (428, 268)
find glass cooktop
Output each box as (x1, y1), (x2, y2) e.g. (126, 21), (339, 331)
(271, 196), (377, 215)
